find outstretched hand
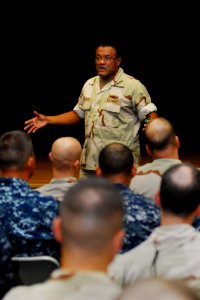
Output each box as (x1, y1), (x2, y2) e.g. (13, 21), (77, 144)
(24, 111), (47, 134)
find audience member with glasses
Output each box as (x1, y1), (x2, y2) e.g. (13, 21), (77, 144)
(24, 40), (158, 179)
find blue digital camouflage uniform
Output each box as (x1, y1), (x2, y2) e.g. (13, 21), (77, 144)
(73, 67), (157, 171)
(0, 224), (14, 299)
(0, 177), (60, 260)
(115, 183), (160, 253)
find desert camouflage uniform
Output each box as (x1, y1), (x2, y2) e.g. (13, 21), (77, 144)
(115, 183), (160, 253)
(36, 176), (77, 201)
(0, 177), (60, 260)
(3, 269), (122, 300)
(108, 224), (200, 288)
(73, 67), (157, 171)
(129, 158), (182, 200)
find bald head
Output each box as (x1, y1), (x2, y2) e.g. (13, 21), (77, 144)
(160, 163), (200, 216)
(50, 137), (82, 169)
(145, 117), (177, 151)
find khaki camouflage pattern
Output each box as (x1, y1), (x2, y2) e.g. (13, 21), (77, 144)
(74, 68), (157, 171)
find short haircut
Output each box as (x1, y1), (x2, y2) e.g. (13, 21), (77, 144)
(98, 143), (134, 176)
(60, 176), (123, 252)
(95, 40), (122, 58)
(145, 117), (176, 151)
(160, 163), (200, 216)
(0, 130), (34, 171)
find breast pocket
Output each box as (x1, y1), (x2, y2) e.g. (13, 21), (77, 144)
(100, 102), (120, 128)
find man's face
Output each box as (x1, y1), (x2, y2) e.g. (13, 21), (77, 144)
(95, 46), (121, 80)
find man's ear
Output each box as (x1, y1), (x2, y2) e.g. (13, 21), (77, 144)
(27, 156), (35, 169)
(52, 217), (63, 244)
(131, 165), (137, 178)
(175, 136), (180, 149)
(146, 144), (152, 157)
(49, 152), (52, 162)
(73, 159), (80, 169)
(155, 191), (161, 206)
(112, 229), (124, 256)
(26, 156), (36, 179)
(116, 57), (121, 67)
(96, 166), (102, 177)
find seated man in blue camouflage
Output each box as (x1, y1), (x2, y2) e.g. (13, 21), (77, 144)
(3, 177), (124, 300)
(0, 130), (60, 260)
(96, 142), (160, 253)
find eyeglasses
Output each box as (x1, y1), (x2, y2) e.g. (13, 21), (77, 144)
(95, 56), (116, 63)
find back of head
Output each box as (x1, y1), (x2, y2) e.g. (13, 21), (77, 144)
(160, 163), (200, 217)
(60, 176), (123, 253)
(98, 143), (133, 176)
(0, 130), (34, 171)
(50, 136), (82, 170)
(118, 277), (200, 300)
(145, 117), (177, 152)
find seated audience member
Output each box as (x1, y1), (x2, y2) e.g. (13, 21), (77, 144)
(36, 136), (82, 201)
(118, 277), (200, 300)
(0, 223), (15, 299)
(96, 142), (160, 253)
(130, 117), (182, 200)
(108, 163), (200, 290)
(0, 130), (60, 260)
(3, 177), (124, 300)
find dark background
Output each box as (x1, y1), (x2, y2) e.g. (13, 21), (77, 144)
(1, 3), (199, 159)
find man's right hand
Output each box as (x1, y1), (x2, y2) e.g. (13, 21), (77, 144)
(24, 111), (47, 134)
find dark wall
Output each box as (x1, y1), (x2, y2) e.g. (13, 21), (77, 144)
(1, 5), (199, 158)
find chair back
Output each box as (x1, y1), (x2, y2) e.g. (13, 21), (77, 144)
(11, 255), (59, 285)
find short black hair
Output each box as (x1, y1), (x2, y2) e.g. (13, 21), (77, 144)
(0, 130), (34, 171)
(95, 39), (122, 58)
(99, 142), (134, 176)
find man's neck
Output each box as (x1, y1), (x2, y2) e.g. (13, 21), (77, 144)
(52, 169), (79, 179)
(152, 148), (180, 160)
(161, 211), (195, 226)
(103, 174), (131, 186)
(1, 170), (30, 181)
(60, 249), (111, 273)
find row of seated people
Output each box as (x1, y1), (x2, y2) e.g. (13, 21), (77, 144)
(3, 155), (200, 300)
(2, 161), (200, 298)
(38, 116), (200, 234)
(0, 117), (200, 297)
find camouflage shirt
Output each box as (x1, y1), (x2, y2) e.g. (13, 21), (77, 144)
(0, 225), (14, 299)
(0, 177), (60, 260)
(115, 183), (160, 253)
(3, 269), (122, 300)
(73, 67), (157, 170)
